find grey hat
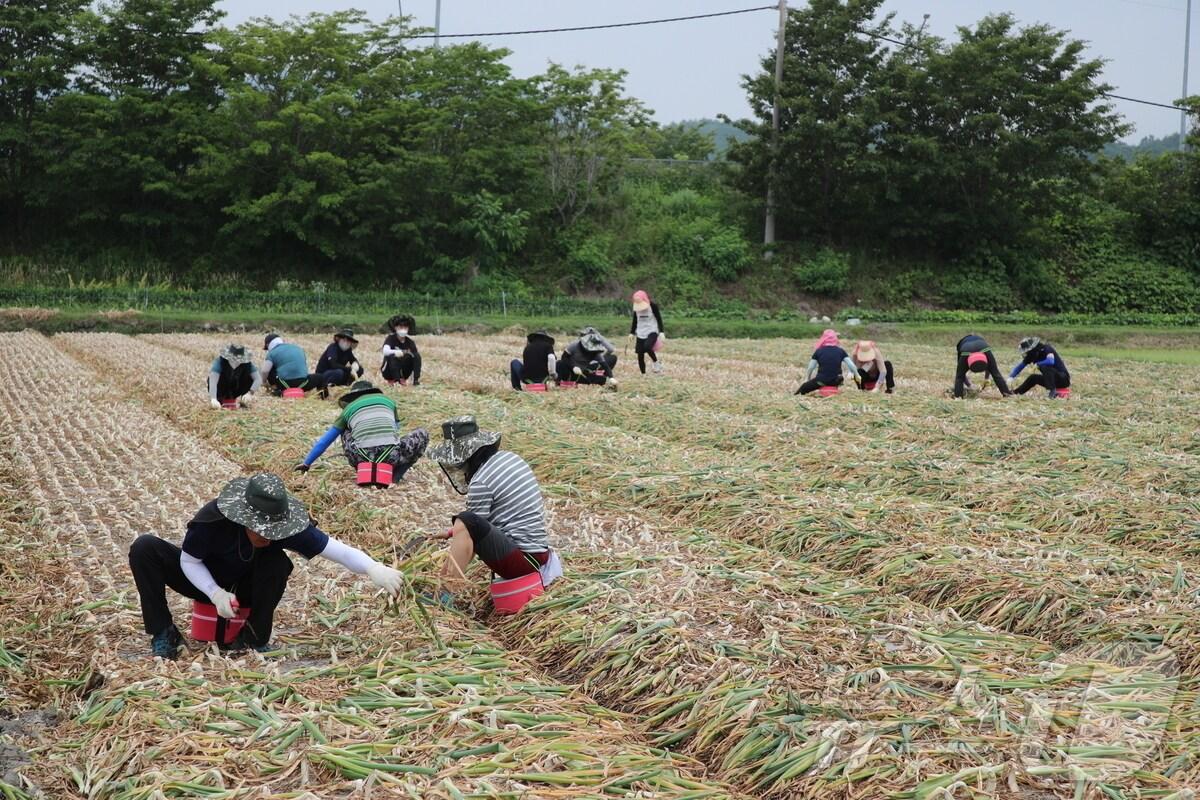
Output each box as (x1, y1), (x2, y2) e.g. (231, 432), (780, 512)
(339, 380), (382, 408)
(220, 344), (252, 367)
(1018, 336), (1041, 355)
(216, 473), (310, 540)
(427, 416), (501, 466)
(580, 333), (606, 353)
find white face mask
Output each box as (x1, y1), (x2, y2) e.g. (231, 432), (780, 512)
(395, 328), (409, 337)
(337, 341), (352, 351)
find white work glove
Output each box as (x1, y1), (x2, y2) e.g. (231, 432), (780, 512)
(239, 393), (254, 407)
(210, 398), (222, 410)
(572, 366), (583, 376)
(211, 589), (238, 619)
(367, 563), (403, 595)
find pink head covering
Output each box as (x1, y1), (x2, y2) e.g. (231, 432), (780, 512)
(632, 290), (650, 304)
(815, 328), (840, 349)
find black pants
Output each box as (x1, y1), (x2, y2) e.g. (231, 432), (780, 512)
(215, 372), (253, 401)
(382, 353), (421, 384)
(1016, 368), (1071, 394)
(267, 370), (325, 394)
(557, 354), (617, 384)
(510, 360), (548, 390)
(635, 333), (659, 373)
(128, 534), (293, 645)
(797, 375), (843, 395)
(858, 361), (895, 392)
(318, 367), (355, 387)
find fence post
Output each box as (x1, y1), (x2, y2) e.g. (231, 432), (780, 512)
(501, 291), (507, 317)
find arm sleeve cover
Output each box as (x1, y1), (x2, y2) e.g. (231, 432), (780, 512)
(805, 359), (818, 380)
(208, 372), (220, 400)
(304, 426), (341, 466)
(842, 357), (859, 377)
(1036, 354), (1056, 368)
(317, 538), (375, 574)
(1010, 362), (1026, 379)
(249, 369), (262, 394)
(652, 304), (664, 333)
(180, 551), (221, 600)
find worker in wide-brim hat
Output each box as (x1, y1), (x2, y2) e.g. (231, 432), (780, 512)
(128, 473), (406, 660)
(510, 329), (557, 390)
(426, 416), (560, 602)
(295, 380), (429, 478)
(556, 327), (618, 389)
(381, 315), (422, 386)
(1009, 336), (1071, 398)
(953, 334), (1012, 399)
(850, 340), (895, 394)
(315, 328), (365, 389)
(208, 343), (262, 409)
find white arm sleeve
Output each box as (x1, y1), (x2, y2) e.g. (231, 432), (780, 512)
(318, 537), (376, 574)
(547, 353), (557, 374)
(249, 367), (262, 394)
(180, 551), (221, 601)
(208, 372), (220, 400)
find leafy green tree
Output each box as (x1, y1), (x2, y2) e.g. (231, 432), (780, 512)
(643, 122), (716, 161)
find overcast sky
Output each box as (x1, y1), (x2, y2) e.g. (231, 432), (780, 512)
(217, 0), (1195, 142)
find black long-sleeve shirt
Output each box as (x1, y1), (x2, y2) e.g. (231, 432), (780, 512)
(316, 342), (358, 373)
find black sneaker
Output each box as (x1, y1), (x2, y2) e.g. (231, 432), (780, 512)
(151, 624), (184, 660)
(220, 631), (274, 654)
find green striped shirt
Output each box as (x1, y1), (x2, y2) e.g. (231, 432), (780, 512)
(336, 394), (400, 449)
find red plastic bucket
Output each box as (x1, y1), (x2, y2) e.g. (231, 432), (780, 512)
(219, 399), (239, 410)
(191, 600), (251, 644)
(356, 461), (394, 487)
(490, 571), (544, 615)
(557, 381), (577, 389)
(817, 385), (840, 398)
(525, 383), (547, 393)
(282, 387), (304, 399)
(1055, 388), (1071, 398)
(966, 353), (988, 368)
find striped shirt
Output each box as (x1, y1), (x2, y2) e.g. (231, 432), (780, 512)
(336, 394), (399, 450)
(466, 451), (548, 552)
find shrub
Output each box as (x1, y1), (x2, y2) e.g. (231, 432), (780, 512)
(792, 248), (850, 296)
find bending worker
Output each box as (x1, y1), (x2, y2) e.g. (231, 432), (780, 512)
(128, 473), (405, 659)
(295, 380), (429, 480)
(851, 340), (895, 394)
(557, 327), (618, 388)
(427, 416), (560, 604)
(315, 329), (365, 388)
(263, 333), (325, 397)
(510, 330), (557, 390)
(796, 329), (859, 395)
(209, 344), (261, 408)
(1010, 337), (1071, 397)
(954, 333), (1012, 399)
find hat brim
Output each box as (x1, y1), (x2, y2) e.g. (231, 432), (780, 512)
(632, 301), (650, 312)
(428, 430), (501, 466)
(221, 348), (252, 367)
(216, 478), (310, 540)
(856, 349), (877, 363)
(336, 334), (359, 344)
(339, 387), (383, 407)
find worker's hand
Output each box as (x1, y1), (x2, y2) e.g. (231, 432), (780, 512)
(572, 366), (583, 376)
(355, 364), (365, 378)
(238, 393), (254, 408)
(628, 333), (636, 341)
(209, 398), (222, 410)
(428, 527), (454, 541)
(211, 589), (238, 619)
(294, 463), (310, 473)
(366, 563), (404, 595)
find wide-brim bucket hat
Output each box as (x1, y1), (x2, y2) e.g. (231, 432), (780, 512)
(339, 380), (383, 408)
(1018, 336), (1041, 355)
(527, 329), (555, 345)
(216, 473), (310, 540)
(335, 328), (359, 344)
(427, 416), (501, 466)
(220, 344), (252, 367)
(853, 341), (878, 363)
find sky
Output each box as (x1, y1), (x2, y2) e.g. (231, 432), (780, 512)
(217, 0), (1197, 142)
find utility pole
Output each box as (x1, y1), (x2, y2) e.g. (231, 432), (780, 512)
(435, 0), (442, 48)
(763, 0), (787, 257)
(1183, 0), (1193, 150)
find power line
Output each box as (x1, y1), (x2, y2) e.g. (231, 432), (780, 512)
(405, 5), (776, 39)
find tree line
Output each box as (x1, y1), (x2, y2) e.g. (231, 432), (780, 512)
(2, 0), (1198, 312)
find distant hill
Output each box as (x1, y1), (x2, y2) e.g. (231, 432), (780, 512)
(1103, 132), (1182, 159)
(678, 118), (752, 155)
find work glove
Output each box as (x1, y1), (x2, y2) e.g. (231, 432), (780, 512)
(367, 563), (403, 595)
(572, 366), (583, 376)
(355, 363), (365, 378)
(239, 394), (254, 408)
(628, 333), (636, 341)
(294, 463), (310, 473)
(211, 589), (238, 619)
(209, 398), (222, 410)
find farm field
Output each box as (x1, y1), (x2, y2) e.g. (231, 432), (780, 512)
(2, 329), (1200, 799)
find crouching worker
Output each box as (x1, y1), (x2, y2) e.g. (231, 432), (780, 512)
(427, 416), (562, 610)
(796, 329), (858, 395)
(511, 330), (556, 390)
(263, 333), (326, 398)
(557, 327), (618, 389)
(954, 334), (1013, 399)
(381, 315), (421, 386)
(1011, 337), (1071, 398)
(315, 328), (365, 388)
(851, 340), (894, 394)
(128, 473), (405, 659)
(208, 344), (262, 409)
(294, 380), (429, 482)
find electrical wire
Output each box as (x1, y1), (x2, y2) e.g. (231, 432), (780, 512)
(405, 5), (776, 39)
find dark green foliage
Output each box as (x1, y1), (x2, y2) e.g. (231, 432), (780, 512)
(792, 248), (850, 297)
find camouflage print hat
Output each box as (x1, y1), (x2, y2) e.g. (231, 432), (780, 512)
(220, 344), (252, 367)
(216, 473), (310, 540)
(427, 416), (501, 466)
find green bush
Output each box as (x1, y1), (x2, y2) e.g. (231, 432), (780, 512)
(1073, 257), (1197, 313)
(565, 235), (615, 290)
(792, 248), (850, 296)
(939, 252), (1016, 311)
